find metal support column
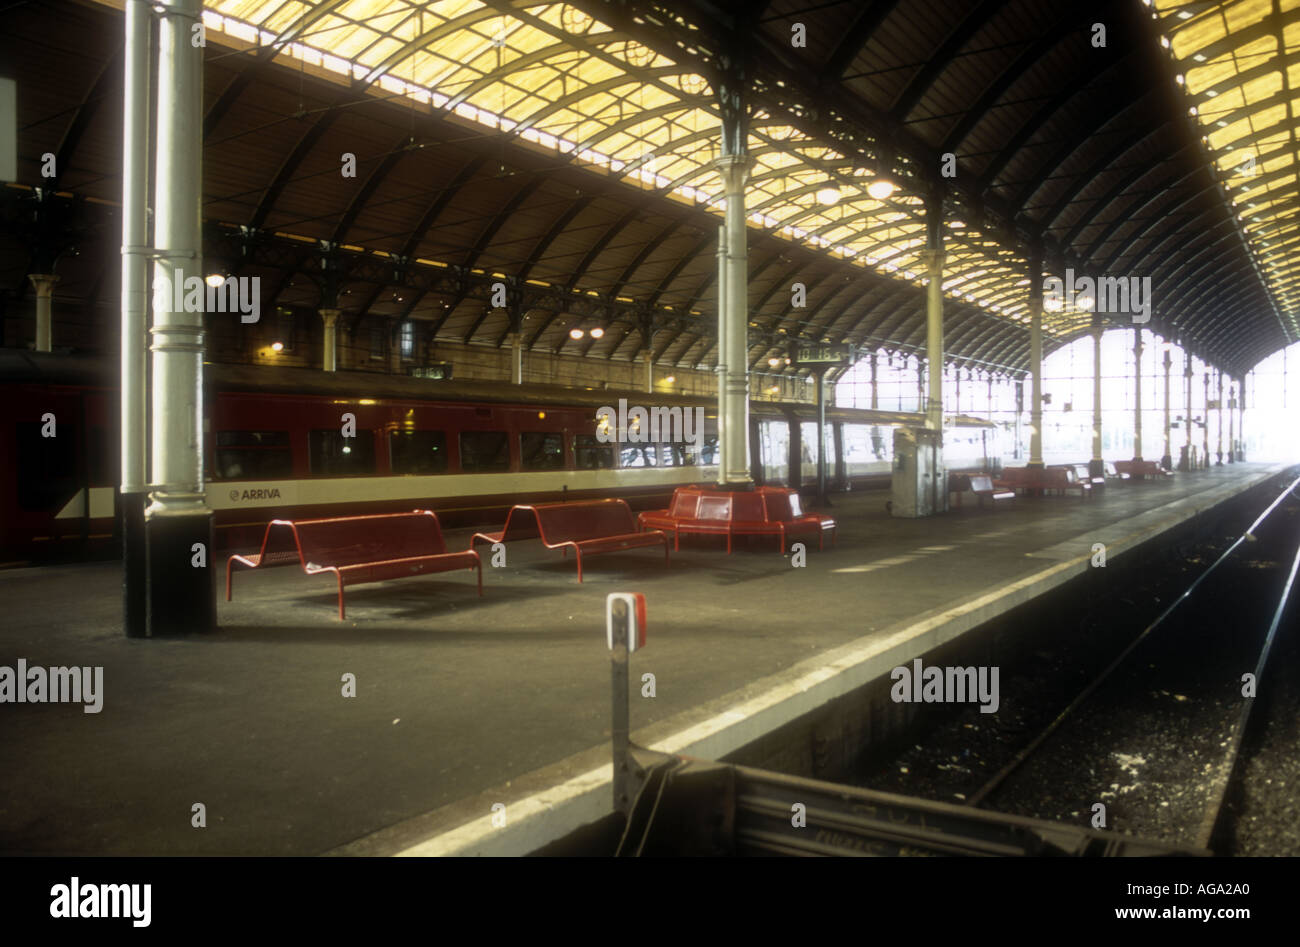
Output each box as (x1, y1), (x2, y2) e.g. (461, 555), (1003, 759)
(1228, 379), (1236, 463)
(1028, 255), (1044, 468)
(644, 351), (653, 394)
(1090, 317), (1104, 478)
(510, 331), (523, 384)
(1183, 352), (1194, 471)
(923, 191), (945, 434)
(1161, 346), (1172, 470)
(145, 0), (213, 636)
(28, 274), (58, 352)
(870, 351), (878, 410)
(1215, 370), (1224, 464)
(320, 308), (339, 372)
(1201, 369), (1210, 469)
(814, 366), (828, 506)
(713, 149), (754, 487)
(1131, 328), (1143, 462)
(120, 0), (150, 638)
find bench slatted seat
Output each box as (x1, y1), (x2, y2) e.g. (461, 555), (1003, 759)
(1113, 459), (1173, 480)
(969, 474), (1015, 508)
(472, 499), (668, 582)
(644, 486), (835, 553)
(759, 487), (836, 549)
(994, 465), (1090, 497)
(674, 494), (735, 551)
(226, 510), (482, 620)
(638, 489), (702, 548)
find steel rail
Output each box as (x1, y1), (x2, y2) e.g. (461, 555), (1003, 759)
(966, 473), (1300, 809)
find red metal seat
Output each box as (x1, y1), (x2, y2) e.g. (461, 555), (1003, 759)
(226, 510), (481, 620)
(473, 499), (668, 582)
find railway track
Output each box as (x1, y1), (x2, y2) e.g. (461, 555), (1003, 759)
(967, 475), (1300, 851)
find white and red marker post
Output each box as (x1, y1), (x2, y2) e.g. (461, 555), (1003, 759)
(607, 592), (646, 811)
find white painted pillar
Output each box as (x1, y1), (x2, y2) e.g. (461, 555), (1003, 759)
(145, 0), (212, 636)
(924, 246), (945, 432)
(1090, 320), (1104, 477)
(1161, 346), (1172, 469)
(715, 154), (754, 486)
(28, 274), (57, 351)
(1216, 369), (1224, 464)
(1028, 264), (1044, 467)
(1131, 328), (1143, 461)
(320, 308), (339, 372)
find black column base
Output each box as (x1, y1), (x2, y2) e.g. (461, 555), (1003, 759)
(1160, 454), (1172, 470)
(1088, 458), (1105, 478)
(145, 509), (215, 637)
(121, 491), (148, 638)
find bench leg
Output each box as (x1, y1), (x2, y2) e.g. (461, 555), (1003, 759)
(225, 560), (235, 602)
(663, 537), (670, 565)
(574, 546), (583, 583)
(336, 574), (346, 621)
(475, 560), (483, 596)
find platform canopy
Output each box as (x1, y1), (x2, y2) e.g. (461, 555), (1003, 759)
(2, 0), (1296, 378)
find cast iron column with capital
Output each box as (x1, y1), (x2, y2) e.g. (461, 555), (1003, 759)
(1183, 352), (1194, 471)
(713, 51), (754, 490)
(1161, 347), (1172, 470)
(1215, 370), (1224, 464)
(1090, 316), (1104, 478)
(923, 190), (945, 434)
(1028, 254), (1044, 468)
(145, 0), (213, 636)
(1131, 328), (1143, 463)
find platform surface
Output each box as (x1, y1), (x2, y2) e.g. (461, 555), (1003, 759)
(0, 463), (1288, 856)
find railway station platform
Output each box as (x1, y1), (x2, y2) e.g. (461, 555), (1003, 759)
(0, 462), (1291, 857)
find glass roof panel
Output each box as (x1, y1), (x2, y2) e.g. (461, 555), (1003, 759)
(1158, 0), (1300, 339)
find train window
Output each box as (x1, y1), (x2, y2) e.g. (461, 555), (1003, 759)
(389, 430), (448, 475)
(16, 421), (78, 512)
(309, 429), (375, 476)
(215, 431), (293, 480)
(520, 432), (563, 471)
(573, 435), (614, 470)
(459, 431), (510, 473)
(619, 445), (657, 468)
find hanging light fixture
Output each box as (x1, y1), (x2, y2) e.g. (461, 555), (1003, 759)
(589, 326), (605, 339)
(815, 185), (841, 206)
(569, 327), (584, 340)
(867, 179), (895, 201)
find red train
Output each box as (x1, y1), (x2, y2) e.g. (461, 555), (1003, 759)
(1, 350), (1001, 563)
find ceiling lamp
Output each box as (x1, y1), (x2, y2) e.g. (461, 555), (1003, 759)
(866, 179), (895, 201)
(205, 273), (225, 287)
(270, 341), (284, 352)
(664, 375), (676, 384)
(569, 327), (584, 340)
(768, 356), (781, 367)
(589, 326), (605, 339)
(815, 186), (841, 206)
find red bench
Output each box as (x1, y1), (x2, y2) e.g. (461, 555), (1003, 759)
(472, 499), (669, 582)
(758, 486), (836, 550)
(640, 486), (835, 553)
(1113, 459), (1173, 480)
(994, 465), (1090, 498)
(226, 510), (482, 620)
(968, 474), (1015, 508)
